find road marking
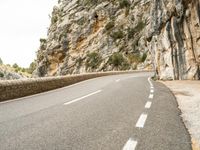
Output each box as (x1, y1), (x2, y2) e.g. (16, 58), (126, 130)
(149, 94), (154, 99)
(116, 79), (121, 82)
(0, 77), (103, 105)
(145, 101), (152, 109)
(151, 86), (154, 89)
(123, 138), (138, 150)
(150, 89), (154, 93)
(148, 77), (153, 87)
(64, 90), (102, 106)
(136, 113), (148, 128)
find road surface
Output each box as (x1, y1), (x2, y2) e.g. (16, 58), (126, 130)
(0, 72), (191, 150)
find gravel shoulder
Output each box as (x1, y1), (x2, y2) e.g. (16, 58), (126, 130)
(161, 81), (200, 150)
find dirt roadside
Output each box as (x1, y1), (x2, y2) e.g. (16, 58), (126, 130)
(161, 81), (200, 150)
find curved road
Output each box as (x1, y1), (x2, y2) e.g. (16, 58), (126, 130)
(0, 72), (191, 150)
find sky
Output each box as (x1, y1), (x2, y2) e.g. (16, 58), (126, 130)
(0, 0), (58, 67)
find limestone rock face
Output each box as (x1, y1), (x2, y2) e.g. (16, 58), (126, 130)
(35, 0), (151, 77)
(35, 0), (200, 80)
(147, 0), (200, 80)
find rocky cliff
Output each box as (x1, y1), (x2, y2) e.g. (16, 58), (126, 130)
(147, 0), (200, 80)
(35, 0), (151, 77)
(35, 0), (200, 80)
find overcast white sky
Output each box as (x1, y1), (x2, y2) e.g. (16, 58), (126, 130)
(0, 0), (57, 67)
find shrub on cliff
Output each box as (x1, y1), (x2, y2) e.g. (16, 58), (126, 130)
(108, 52), (130, 70)
(111, 30), (124, 41)
(12, 63), (19, 69)
(27, 62), (36, 74)
(86, 52), (102, 69)
(119, 0), (130, 8)
(105, 21), (115, 31)
(0, 71), (4, 78)
(80, 0), (98, 6)
(141, 53), (147, 62)
(127, 53), (147, 64)
(134, 20), (146, 32)
(51, 16), (58, 24)
(127, 21), (146, 39)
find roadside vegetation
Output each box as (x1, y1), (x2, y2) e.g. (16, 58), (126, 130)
(108, 52), (130, 70)
(0, 57), (36, 78)
(85, 52), (102, 70)
(107, 52), (147, 70)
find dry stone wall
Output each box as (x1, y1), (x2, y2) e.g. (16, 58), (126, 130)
(0, 71), (148, 102)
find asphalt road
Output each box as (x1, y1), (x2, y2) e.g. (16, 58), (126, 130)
(0, 72), (191, 150)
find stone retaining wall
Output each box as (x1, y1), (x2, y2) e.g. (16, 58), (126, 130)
(0, 71), (149, 102)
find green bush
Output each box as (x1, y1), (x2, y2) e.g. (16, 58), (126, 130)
(105, 21), (115, 31)
(108, 52), (130, 70)
(27, 62), (36, 74)
(80, 0), (98, 6)
(134, 20), (146, 32)
(127, 21), (146, 39)
(141, 53), (147, 62)
(15, 68), (20, 73)
(119, 0), (130, 8)
(127, 52), (147, 64)
(86, 52), (102, 69)
(12, 63), (19, 68)
(21, 68), (26, 72)
(111, 30), (124, 41)
(127, 27), (136, 39)
(127, 53), (141, 64)
(40, 38), (47, 43)
(76, 57), (84, 68)
(51, 15), (58, 24)
(0, 72), (4, 78)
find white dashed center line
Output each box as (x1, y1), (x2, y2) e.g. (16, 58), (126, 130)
(145, 101), (152, 109)
(136, 113), (148, 128)
(116, 79), (121, 82)
(64, 90), (102, 106)
(123, 77), (155, 149)
(148, 77), (153, 87)
(149, 93), (154, 99)
(123, 138), (138, 150)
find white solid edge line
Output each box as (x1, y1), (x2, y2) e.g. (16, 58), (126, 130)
(148, 77), (153, 87)
(136, 113), (148, 128)
(149, 94), (154, 99)
(123, 138), (138, 150)
(145, 101), (152, 109)
(0, 77), (101, 105)
(64, 90), (102, 106)
(0, 74), (135, 105)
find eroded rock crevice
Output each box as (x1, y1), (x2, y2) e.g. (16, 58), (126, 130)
(147, 0), (200, 80)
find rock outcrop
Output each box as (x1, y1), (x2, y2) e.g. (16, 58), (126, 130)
(147, 0), (200, 80)
(35, 0), (200, 80)
(0, 65), (26, 80)
(35, 0), (151, 77)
